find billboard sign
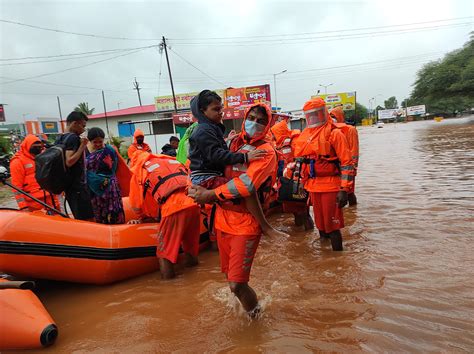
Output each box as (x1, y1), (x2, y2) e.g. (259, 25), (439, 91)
(224, 84), (271, 110)
(378, 108), (406, 120)
(0, 104), (5, 122)
(155, 89), (225, 112)
(155, 92), (198, 112)
(311, 91), (356, 111)
(407, 105), (426, 116)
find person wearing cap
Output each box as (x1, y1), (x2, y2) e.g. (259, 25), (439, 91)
(289, 98), (355, 251)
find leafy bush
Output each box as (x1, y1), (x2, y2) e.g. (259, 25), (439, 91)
(0, 136), (12, 155)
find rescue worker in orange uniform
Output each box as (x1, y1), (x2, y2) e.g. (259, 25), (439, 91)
(128, 150), (200, 280)
(127, 129), (151, 161)
(270, 117), (314, 230)
(330, 106), (359, 206)
(9, 135), (59, 212)
(188, 103), (277, 318)
(290, 98), (355, 251)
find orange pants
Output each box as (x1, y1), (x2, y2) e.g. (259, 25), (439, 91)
(217, 231), (261, 283)
(311, 191), (344, 233)
(157, 206), (200, 263)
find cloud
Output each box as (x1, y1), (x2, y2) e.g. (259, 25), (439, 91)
(1, 0), (473, 121)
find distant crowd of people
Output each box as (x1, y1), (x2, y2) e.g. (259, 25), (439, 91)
(9, 90), (359, 319)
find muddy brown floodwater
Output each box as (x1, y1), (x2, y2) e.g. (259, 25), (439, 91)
(19, 117), (474, 352)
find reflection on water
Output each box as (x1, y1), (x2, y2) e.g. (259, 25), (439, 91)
(25, 117), (474, 352)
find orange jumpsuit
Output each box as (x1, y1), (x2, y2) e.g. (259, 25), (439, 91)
(9, 135), (59, 212)
(330, 107), (359, 194)
(213, 103), (277, 283)
(292, 105), (354, 233)
(127, 129), (152, 160)
(129, 151), (199, 263)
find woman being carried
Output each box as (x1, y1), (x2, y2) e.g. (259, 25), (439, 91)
(188, 90), (286, 238)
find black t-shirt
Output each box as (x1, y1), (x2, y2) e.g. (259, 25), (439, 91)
(59, 133), (85, 187)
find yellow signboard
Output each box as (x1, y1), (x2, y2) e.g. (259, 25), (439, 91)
(311, 91), (356, 111)
(155, 89), (225, 112)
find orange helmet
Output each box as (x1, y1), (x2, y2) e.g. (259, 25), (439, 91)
(303, 98), (328, 128)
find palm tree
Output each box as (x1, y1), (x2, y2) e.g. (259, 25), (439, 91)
(74, 102), (95, 115)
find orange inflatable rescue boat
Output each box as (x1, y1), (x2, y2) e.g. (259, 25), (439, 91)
(0, 199), (209, 285)
(0, 279), (58, 350)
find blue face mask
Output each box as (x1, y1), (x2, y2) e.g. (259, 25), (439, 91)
(245, 120), (266, 138)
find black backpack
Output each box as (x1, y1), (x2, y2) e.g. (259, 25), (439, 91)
(35, 134), (74, 194)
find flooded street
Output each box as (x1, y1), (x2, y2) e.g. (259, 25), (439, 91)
(21, 118), (474, 352)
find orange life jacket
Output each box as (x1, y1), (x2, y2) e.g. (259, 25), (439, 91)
(277, 137), (294, 166)
(142, 157), (188, 204)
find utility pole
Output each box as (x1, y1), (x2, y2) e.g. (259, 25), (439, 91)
(56, 96), (63, 120)
(102, 90), (110, 138)
(162, 36), (178, 113)
(272, 69), (287, 110)
(133, 77), (142, 107)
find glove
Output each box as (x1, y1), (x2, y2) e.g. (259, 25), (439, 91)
(336, 190), (348, 208)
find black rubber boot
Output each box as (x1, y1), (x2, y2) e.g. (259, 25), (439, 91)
(319, 230), (330, 239)
(304, 214), (315, 231)
(329, 230), (343, 251)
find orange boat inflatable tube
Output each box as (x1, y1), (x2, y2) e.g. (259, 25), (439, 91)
(0, 202), (209, 284)
(0, 279), (58, 350)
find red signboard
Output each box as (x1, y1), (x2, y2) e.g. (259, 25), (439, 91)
(0, 104), (5, 122)
(224, 84), (271, 109)
(172, 112), (196, 125)
(222, 107), (244, 120)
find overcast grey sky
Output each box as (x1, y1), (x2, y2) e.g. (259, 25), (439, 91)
(1, 0), (473, 123)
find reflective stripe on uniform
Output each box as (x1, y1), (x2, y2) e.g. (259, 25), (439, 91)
(340, 165), (354, 171)
(239, 173), (255, 194)
(341, 174), (354, 181)
(227, 179), (241, 198)
(239, 144), (256, 152)
(146, 163), (160, 172)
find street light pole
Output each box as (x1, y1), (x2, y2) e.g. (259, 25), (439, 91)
(273, 69), (287, 110)
(319, 83), (333, 94)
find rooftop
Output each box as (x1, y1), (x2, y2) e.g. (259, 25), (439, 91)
(88, 104), (156, 119)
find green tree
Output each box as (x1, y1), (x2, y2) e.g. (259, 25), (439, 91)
(384, 96), (398, 109)
(410, 33), (474, 115)
(74, 102), (95, 115)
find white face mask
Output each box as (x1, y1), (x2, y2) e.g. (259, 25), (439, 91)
(305, 107), (327, 127)
(245, 120), (266, 138)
